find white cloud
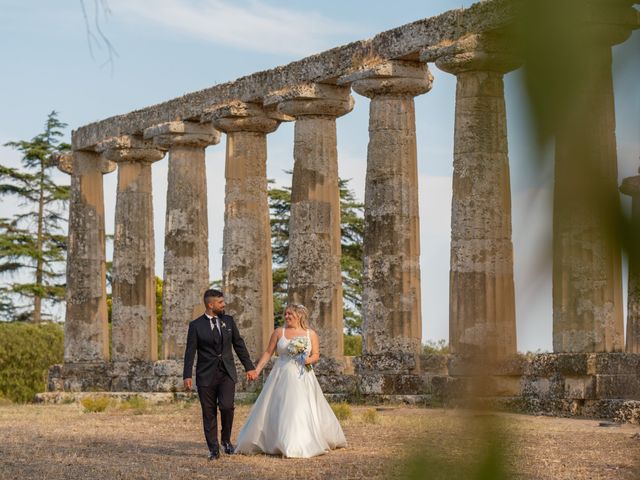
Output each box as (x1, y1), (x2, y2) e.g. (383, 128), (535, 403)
(110, 0), (362, 56)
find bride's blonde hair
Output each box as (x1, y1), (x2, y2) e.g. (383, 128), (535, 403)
(286, 303), (309, 330)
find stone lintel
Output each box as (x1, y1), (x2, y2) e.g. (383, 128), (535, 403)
(97, 135), (166, 163)
(72, 0), (520, 150)
(143, 121), (221, 148)
(421, 32), (521, 74)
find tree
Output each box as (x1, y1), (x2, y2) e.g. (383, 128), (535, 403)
(268, 176), (364, 334)
(338, 178), (365, 335)
(0, 112), (70, 322)
(268, 179), (292, 328)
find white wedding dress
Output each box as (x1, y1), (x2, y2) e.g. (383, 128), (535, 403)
(235, 329), (347, 458)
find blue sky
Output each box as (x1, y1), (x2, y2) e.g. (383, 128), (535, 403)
(1, 1), (638, 352)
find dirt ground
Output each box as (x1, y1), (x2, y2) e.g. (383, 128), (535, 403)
(0, 402), (639, 480)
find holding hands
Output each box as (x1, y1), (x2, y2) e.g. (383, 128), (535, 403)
(246, 370), (259, 381)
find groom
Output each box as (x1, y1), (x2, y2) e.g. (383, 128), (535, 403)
(183, 289), (257, 460)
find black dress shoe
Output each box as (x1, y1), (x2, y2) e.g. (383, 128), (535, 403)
(222, 441), (234, 455)
(208, 448), (220, 460)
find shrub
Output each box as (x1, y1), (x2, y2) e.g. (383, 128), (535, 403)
(118, 395), (148, 414)
(344, 335), (362, 356)
(0, 322), (63, 403)
(362, 408), (379, 424)
(331, 402), (352, 421)
(81, 395), (111, 413)
(423, 339), (449, 355)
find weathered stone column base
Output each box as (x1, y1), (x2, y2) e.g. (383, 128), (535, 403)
(46, 354), (640, 423)
(48, 361), (184, 393)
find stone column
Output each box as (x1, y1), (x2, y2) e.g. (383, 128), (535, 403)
(144, 121), (220, 360)
(620, 171), (640, 353)
(551, 13), (632, 353)
(265, 84), (354, 362)
(59, 151), (115, 362)
(340, 61), (431, 361)
(97, 136), (166, 362)
(207, 102), (280, 357)
(422, 34), (520, 359)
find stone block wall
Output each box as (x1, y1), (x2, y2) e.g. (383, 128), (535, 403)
(48, 352), (640, 422)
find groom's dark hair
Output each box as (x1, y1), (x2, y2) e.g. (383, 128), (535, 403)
(203, 289), (224, 305)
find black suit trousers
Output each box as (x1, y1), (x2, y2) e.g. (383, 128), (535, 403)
(197, 365), (235, 451)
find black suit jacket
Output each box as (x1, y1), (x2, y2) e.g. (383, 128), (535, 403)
(182, 313), (255, 385)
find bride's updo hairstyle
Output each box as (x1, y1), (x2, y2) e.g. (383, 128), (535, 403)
(286, 303), (309, 330)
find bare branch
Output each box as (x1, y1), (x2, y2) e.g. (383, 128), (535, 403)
(80, 0), (118, 74)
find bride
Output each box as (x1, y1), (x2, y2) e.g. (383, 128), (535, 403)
(234, 303), (347, 458)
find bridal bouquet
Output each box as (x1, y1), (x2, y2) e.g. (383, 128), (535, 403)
(287, 336), (313, 375)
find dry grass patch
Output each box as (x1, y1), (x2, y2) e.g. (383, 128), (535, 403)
(331, 402), (352, 421)
(0, 403), (639, 479)
(361, 408), (379, 424)
(80, 395), (111, 413)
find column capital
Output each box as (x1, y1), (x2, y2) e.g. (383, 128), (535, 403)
(570, 0), (637, 47)
(421, 33), (521, 75)
(96, 135), (166, 163)
(55, 152), (73, 175)
(143, 121), (221, 149)
(620, 169), (640, 197)
(203, 101), (280, 134)
(55, 151), (116, 175)
(338, 60), (432, 99)
(264, 83), (354, 118)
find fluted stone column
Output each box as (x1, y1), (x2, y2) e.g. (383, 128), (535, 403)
(97, 136), (165, 362)
(340, 61), (431, 361)
(422, 34), (520, 359)
(59, 151), (115, 362)
(144, 121), (220, 359)
(265, 84), (354, 362)
(621, 171), (640, 353)
(208, 102), (280, 357)
(551, 11), (633, 353)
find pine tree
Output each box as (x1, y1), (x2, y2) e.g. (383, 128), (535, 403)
(268, 179), (292, 328)
(268, 176), (364, 334)
(338, 178), (364, 335)
(0, 112), (70, 322)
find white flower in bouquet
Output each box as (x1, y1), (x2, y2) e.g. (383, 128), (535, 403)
(287, 336), (312, 374)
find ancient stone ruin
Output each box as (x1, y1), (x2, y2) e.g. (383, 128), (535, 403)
(48, 0), (640, 422)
